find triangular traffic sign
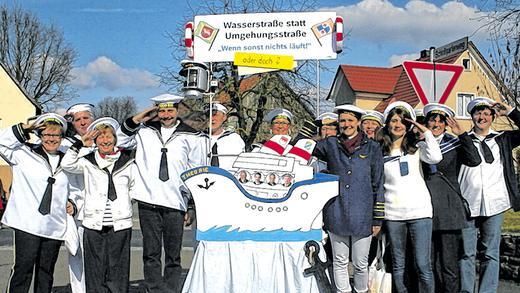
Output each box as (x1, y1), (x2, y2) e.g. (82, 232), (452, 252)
(403, 61), (463, 105)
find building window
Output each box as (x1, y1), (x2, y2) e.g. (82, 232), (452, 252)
(462, 58), (471, 71)
(457, 93), (475, 118)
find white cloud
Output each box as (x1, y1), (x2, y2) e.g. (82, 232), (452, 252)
(70, 56), (160, 91)
(388, 52), (421, 66)
(326, 0), (485, 47)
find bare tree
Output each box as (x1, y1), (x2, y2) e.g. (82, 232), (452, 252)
(94, 96), (137, 123)
(483, 1), (519, 104)
(480, 1), (520, 174)
(0, 5), (77, 109)
(160, 0), (335, 147)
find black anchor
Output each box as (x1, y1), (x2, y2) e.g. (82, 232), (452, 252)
(304, 240), (333, 293)
(197, 178), (215, 190)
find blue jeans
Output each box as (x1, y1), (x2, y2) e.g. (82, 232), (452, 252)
(460, 212), (504, 293)
(385, 218), (434, 293)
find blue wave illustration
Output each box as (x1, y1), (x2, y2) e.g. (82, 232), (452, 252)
(197, 225), (323, 242)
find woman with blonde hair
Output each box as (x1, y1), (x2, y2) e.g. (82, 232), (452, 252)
(62, 117), (137, 293)
(1, 113), (73, 292)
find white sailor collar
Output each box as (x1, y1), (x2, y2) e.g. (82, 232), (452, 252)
(468, 129), (501, 141)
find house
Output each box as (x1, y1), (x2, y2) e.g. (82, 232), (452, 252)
(181, 73), (315, 146)
(327, 37), (513, 131)
(0, 61), (42, 193)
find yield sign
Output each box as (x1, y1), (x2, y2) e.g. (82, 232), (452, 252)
(403, 61), (463, 105)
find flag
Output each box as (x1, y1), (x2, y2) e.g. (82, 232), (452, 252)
(195, 21), (219, 46)
(311, 18), (334, 40)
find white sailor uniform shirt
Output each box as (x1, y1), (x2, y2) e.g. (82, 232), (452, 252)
(60, 135), (94, 220)
(458, 130), (511, 217)
(61, 142), (137, 231)
(0, 124), (70, 240)
(117, 118), (207, 211)
(206, 130), (245, 170)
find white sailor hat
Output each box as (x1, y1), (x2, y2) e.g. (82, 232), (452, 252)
(34, 113), (67, 133)
(67, 103), (94, 114)
(150, 94), (184, 108)
(467, 97), (495, 114)
(317, 112), (338, 125)
(87, 117), (120, 132)
(424, 103), (455, 118)
(361, 110), (384, 126)
(333, 104), (366, 118)
(208, 102), (228, 114)
(384, 101), (416, 122)
(414, 108), (425, 118)
(264, 108), (293, 123)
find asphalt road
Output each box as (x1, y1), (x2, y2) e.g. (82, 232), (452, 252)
(1, 215), (519, 292)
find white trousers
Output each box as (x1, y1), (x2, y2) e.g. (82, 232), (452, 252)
(329, 232), (372, 293)
(68, 223), (86, 293)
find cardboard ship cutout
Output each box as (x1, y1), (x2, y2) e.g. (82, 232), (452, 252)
(181, 135), (338, 242)
(181, 135), (338, 293)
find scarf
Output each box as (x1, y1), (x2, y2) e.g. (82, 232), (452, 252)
(340, 132), (363, 155)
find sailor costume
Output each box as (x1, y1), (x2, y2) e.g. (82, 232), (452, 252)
(204, 103), (245, 169)
(421, 103), (481, 292)
(61, 102), (95, 293)
(0, 114), (71, 292)
(117, 94), (207, 292)
(62, 117), (136, 292)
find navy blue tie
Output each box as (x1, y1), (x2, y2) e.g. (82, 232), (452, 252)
(103, 168), (117, 201)
(481, 140), (494, 163)
(211, 143), (219, 167)
(38, 177), (55, 215)
(159, 148), (169, 181)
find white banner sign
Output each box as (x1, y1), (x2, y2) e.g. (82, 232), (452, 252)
(193, 11), (338, 62)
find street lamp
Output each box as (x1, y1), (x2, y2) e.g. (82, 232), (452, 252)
(179, 60), (210, 99)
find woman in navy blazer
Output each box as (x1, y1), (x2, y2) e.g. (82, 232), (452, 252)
(313, 104), (384, 293)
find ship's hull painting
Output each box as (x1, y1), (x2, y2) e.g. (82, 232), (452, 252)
(182, 166), (339, 242)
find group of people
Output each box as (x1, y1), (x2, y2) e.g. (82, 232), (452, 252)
(310, 97), (520, 293)
(0, 94), (213, 293)
(0, 92), (518, 293)
(239, 171), (293, 187)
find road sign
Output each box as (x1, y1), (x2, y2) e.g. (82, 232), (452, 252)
(234, 52), (294, 70)
(434, 37), (468, 61)
(192, 11), (338, 62)
(403, 61), (463, 105)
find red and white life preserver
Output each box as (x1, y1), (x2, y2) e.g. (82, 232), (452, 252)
(185, 22), (194, 59)
(335, 16), (343, 54)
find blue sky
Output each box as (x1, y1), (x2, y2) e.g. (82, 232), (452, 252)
(3, 0), (492, 111)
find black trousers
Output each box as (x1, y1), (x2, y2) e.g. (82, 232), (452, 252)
(138, 202), (185, 293)
(432, 230), (462, 293)
(7, 229), (61, 293)
(83, 226), (131, 293)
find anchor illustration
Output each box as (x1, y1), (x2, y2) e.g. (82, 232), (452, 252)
(197, 178), (215, 190)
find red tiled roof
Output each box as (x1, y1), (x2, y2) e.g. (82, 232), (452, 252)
(216, 75), (261, 103)
(373, 53), (463, 112)
(340, 65), (402, 95)
(375, 66), (420, 112)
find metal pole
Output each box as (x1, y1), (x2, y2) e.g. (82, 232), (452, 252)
(430, 47), (436, 102)
(208, 63), (213, 163)
(316, 60), (320, 117)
